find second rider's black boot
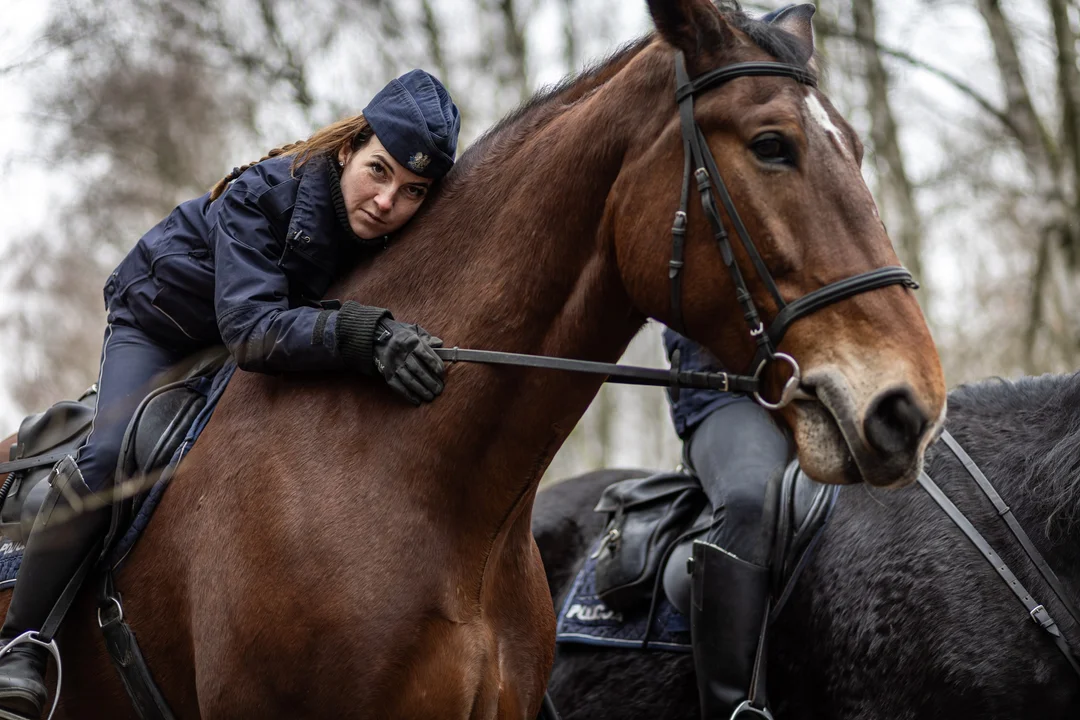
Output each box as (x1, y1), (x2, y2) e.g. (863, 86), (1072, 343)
(689, 539), (772, 720)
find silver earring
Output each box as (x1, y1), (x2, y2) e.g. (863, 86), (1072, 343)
(338, 160), (344, 168)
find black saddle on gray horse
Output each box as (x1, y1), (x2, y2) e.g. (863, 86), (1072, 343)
(590, 461), (838, 620)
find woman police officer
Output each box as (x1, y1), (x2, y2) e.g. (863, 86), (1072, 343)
(0, 69), (460, 718)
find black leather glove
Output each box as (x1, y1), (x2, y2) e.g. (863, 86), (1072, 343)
(336, 301), (445, 406)
(372, 317), (445, 405)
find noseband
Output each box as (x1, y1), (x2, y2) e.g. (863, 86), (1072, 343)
(666, 52), (917, 409)
(435, 53), (919, 411)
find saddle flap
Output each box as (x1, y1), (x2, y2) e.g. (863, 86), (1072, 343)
(103, 353), (227, 559)
(771, 463), (838, 608)
(593, 472), (708, 611)
(0, 393), (98, 544)
(12, 399), (96, 462)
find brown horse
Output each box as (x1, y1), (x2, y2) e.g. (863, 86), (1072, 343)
(1, 1), (946, 717)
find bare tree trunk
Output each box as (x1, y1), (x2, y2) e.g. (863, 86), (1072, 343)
(976, 0), (1058, 169)
(851, 0), (926, 293)
(497, 0), (530, 102)
(563, 0), (578, 73)
(976, 0), (1075, 372)
(421, 0), (450, 83)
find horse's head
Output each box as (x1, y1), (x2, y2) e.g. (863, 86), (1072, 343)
(610, 0), (946, 487)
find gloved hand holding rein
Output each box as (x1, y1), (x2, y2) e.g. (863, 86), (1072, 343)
(336, 301), (445, 405)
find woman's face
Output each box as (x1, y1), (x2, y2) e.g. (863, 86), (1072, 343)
(337, 135), (433, 239)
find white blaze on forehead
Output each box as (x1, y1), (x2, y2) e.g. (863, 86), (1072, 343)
(804, 92), (851, 160)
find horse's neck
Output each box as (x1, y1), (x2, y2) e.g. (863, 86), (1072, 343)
(338, 49), (665, 523)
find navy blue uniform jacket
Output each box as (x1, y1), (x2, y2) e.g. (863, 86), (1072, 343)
(106, 154), (368, 373)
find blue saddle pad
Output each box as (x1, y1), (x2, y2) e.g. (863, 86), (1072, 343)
(0, 360), (239, 589)
(555, 535), (691, 652)
(0, 539), (23, 588)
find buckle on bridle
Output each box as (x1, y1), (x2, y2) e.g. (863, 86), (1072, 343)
(752, 353), (801, 411)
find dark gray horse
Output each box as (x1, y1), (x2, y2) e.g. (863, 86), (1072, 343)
(534, 373), (1080, 718)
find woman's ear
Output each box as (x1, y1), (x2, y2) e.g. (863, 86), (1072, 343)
(337, 145), (351, 167)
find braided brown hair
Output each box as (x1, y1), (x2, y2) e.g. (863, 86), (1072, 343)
(209, 114), (375, 201)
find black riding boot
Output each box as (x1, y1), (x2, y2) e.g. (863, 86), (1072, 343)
(690, 540), (771, 720)
(0, 457), (110, 719)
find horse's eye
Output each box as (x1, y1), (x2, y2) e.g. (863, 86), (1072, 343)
(751, 133), (794, 166)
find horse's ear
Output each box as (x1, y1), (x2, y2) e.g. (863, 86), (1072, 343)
(763, 4), (816, 66)
(647, 0), (735, 59)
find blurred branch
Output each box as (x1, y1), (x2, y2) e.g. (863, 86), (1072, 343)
(255, 0), (313, 110)
(974, 0), (1058, 172)
(1049, 0), (1080, 266)
(815, 20), (1017, 137)
(498, 0), (530, 101)
(851, 0), (926, 291)
(421, 0), (450, 83)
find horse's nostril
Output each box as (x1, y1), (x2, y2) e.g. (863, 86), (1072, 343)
(864, 387), (928, 455)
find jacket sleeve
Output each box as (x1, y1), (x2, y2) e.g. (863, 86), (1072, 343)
(212, 187), (347, 374)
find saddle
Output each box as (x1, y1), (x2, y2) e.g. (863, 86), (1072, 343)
(592, 462), (836, 617)
(0, 347), (230, 547)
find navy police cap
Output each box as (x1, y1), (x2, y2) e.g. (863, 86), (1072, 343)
(363, 69), (461, 180)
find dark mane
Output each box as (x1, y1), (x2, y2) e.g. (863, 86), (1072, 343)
(451, 36), (652, 179)
(452, 2), (815, 179)
(941, 372), (1080, 537)
(721, 1), (818, 69)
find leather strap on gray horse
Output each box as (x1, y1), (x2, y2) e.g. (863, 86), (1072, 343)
(939, 430), (1080, 629)
(918, 464), (1080, 678)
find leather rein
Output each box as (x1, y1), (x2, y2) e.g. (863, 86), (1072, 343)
(919, 431), (1080, 678)
(435, 53), (918, 411)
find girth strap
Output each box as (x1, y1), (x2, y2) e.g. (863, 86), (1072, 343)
(98, 571), (176, 720)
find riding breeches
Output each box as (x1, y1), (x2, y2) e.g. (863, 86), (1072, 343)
(75, 312), (187, 493)
(684, 397), (793, 562)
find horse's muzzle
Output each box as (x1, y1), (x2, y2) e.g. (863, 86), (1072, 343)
(793, 369), (942, 488)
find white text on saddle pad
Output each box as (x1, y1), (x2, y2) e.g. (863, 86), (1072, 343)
(565, 603), (623, 623)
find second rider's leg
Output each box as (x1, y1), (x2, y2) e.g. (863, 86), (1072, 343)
(685, 398), (792, 720)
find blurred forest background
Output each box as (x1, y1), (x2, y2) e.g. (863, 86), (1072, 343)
(0, 0), (1078, 481)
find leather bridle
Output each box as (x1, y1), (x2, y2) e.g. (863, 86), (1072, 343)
(435, 52), (919, 411)
(666, 52), (917, 409)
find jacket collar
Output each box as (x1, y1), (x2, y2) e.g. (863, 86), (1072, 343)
(287, 154), (380, 250)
